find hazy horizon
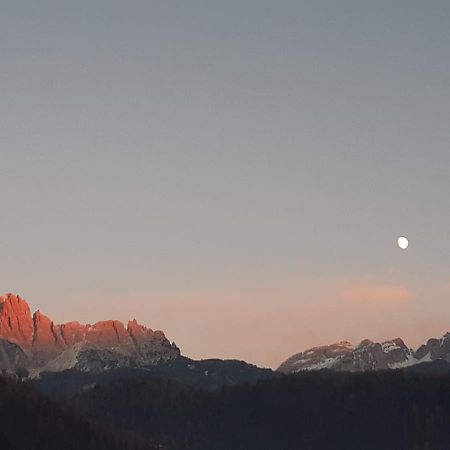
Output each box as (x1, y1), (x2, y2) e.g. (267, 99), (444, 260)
(2, 1), (450, 368)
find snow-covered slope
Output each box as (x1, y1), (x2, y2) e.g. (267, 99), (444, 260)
(278, 341), (354, 373)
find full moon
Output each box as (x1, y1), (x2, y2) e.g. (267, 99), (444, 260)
(397, 236), (409, 250)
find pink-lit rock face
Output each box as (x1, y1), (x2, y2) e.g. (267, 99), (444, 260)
(127, 319), (156, 342)
(0, 293), (180, 374)
(86, 320), (131, 347)
(126, 319), (174, 359)
(32, 310), (66, 355)
(0, 294), (34, 351)
(59, 321), (90, 346)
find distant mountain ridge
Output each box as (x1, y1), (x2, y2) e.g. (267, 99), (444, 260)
(3, 292), (450, 379)
(0, 293), (180, 376)
(277, 334), (450, 373)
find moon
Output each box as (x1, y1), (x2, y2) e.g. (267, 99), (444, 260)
(397, 236), (409, 250)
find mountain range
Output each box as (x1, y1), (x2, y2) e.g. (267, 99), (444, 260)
(278, 334), (450, 373)
(1, 292), (450, 380)
(0, 293), (180, 376)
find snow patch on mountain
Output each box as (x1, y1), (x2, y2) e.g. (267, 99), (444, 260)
(278, 334), (450, 373)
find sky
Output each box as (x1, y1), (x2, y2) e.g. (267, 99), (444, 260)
(1, 1), (450, 368)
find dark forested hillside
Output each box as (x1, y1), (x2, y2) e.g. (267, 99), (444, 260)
(0, 375), (159, 450)
(35, 357), (274, 399)
(64, 369), (450, 450)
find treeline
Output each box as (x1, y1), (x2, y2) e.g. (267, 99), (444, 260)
(0, 375), (161, 450)
(67, 369), (450, 450)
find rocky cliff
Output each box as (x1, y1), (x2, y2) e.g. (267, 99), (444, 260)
(0, 293), (180, 376)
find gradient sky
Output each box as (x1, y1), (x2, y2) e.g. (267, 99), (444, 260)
(1, 1), (450, 368)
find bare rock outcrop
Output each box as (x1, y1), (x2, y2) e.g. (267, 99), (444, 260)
(0, 294), (34, 351)
(0, 293), (180, 376)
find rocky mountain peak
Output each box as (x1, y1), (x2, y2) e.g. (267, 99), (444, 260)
(415, 332), (450, 362)
(0, 293), (181, 375)
(357, 339), (374, 348)
(127, 319), (156, 342)
(0, 293), (34, 351)
(277, 340), (355, 373)
(85, 320), (130, 347)
(32, 310), (66, 355)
